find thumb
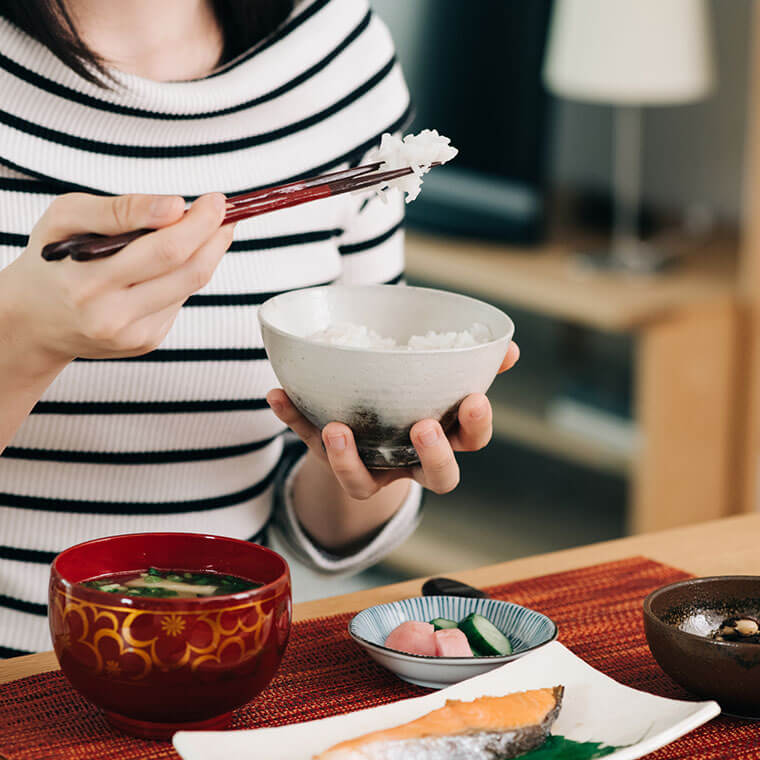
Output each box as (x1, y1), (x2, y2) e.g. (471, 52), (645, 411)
(497, 341), (520, 374)
(35, 192), (186, 243)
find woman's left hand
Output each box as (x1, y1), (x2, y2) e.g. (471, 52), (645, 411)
(266, 341), (520, 498)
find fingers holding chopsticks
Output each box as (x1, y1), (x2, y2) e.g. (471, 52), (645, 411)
(39, 160), (435, 261)
(110, 194), (227, 286)
(127, 220), (235, 316)
(43, 191), (233, 320)
(7, 192), (234, 362)
(31, 192), (186, 246)
(33, 192), (229, 288)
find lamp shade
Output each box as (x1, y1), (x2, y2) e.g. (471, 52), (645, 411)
(543, 0), (715, 105)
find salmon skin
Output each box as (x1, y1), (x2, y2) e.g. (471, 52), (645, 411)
(315, 686), (563, 760)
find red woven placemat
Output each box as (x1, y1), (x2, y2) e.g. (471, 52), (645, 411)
(1, 556), (758, 759)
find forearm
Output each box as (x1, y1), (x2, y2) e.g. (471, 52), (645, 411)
(0, 277), (68, 453)
(292, 450), (412, 553)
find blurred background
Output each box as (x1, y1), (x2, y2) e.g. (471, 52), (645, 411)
(283, 0), (760, 600)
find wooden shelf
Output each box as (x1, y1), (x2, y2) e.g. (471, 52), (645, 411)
(404, 227), (741, 534)
(404, 228), (726, 477)
(405, 230), (738, 332)
(489, 400), (635, 476)
(487, 373), (636, 476)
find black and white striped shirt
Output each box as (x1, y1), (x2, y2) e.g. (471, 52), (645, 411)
(0, 0), (422, 656)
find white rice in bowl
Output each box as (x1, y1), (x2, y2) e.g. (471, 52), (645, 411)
(309, 322), (492, 350)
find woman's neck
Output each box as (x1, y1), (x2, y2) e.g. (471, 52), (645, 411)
(64, 0), (224, 81)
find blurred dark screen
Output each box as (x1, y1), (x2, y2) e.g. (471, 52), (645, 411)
(409, 0), (553, 184)
(389, 0), (553, 242)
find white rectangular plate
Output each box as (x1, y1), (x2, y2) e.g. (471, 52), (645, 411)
(173, 641), (720, 760)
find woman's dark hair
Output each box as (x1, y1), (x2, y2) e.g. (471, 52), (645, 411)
(0, 0), (294, 86)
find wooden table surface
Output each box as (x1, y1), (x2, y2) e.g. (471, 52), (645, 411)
(2, 513), (759, 686)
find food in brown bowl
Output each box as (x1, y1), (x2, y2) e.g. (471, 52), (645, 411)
(643, 576), (760, 718)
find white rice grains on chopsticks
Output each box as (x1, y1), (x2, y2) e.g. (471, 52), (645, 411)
(367, 129), (458, 203)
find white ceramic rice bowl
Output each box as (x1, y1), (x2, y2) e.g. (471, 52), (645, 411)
(258, 285), (514, 468)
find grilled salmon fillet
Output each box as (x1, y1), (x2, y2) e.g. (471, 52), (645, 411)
(315, 686), (564, 760)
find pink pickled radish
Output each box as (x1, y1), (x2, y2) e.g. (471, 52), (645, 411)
(384, 621), (436, 656)
(434, 628), (472, 657)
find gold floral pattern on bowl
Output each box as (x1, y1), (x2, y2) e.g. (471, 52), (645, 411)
(51, 588), (278, 681)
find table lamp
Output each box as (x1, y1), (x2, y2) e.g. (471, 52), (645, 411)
(542, 0), (716, 271)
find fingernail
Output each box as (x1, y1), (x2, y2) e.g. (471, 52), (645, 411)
(417, 424), (439, 447)
(327, 433), (347, 451)
(470, 402), (488, 420)
(267, 398), (283, 414)
(150, 196), (178, 218)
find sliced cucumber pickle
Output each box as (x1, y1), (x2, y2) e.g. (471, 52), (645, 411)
(430, 617), (458, 630)
(458, 612), (512, 656)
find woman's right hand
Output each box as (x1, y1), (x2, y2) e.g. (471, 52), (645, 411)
(1, 191), (232, 367)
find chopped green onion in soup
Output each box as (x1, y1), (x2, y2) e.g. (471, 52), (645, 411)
(81, 568), (260, 598)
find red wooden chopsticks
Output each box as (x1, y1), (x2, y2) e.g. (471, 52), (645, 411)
(41, 162), (434, 262)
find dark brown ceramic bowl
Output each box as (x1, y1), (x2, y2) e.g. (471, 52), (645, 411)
(644, 576), (760, 718)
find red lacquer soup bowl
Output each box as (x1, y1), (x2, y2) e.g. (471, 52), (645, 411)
(49, 532), (291, 740)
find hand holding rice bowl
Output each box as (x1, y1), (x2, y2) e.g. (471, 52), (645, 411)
(258, 285), (514, 468)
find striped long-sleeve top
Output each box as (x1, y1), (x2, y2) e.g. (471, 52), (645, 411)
(0, 0), (423, 657)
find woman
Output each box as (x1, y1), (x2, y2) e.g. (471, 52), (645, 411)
(0, 0), (519, 657)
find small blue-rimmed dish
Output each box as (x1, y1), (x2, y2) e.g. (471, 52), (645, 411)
(348, 595), (558, 689)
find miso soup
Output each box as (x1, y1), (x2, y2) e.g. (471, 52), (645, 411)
(81, 567), (261, 598)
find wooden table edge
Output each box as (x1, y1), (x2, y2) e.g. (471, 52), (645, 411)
(2, 512), (759, 685)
